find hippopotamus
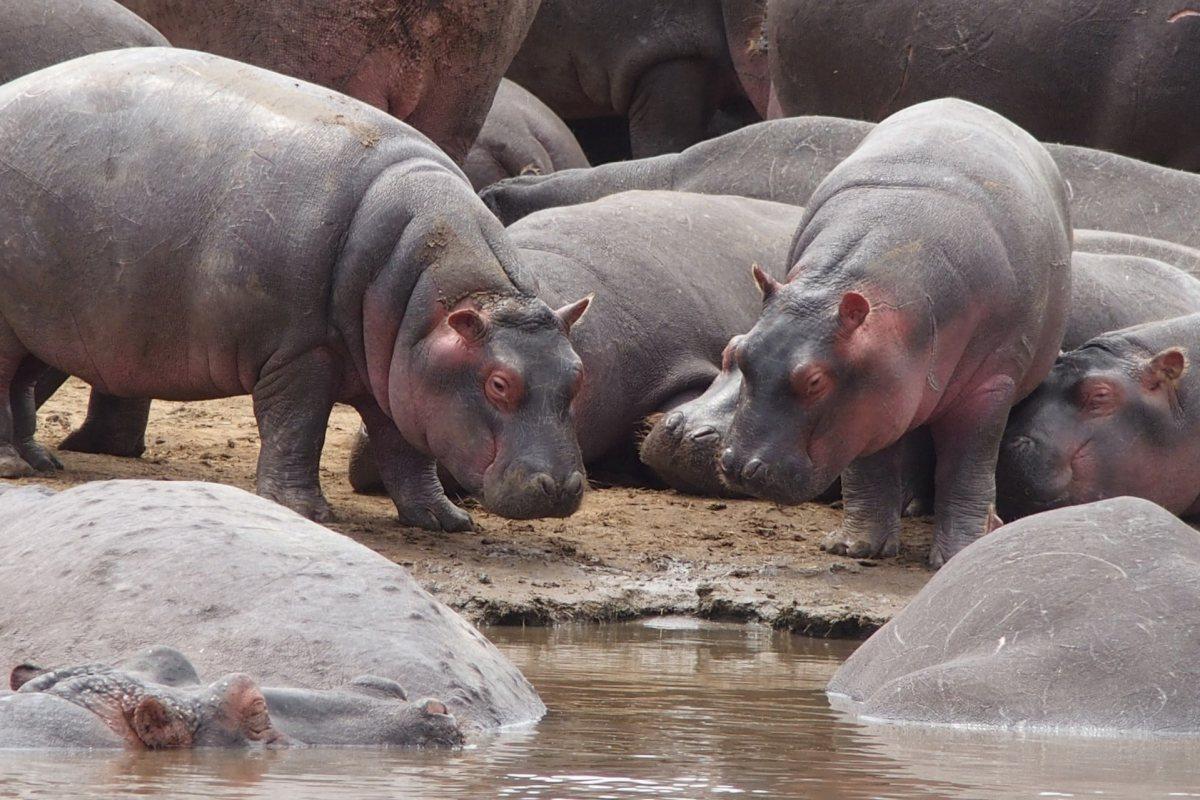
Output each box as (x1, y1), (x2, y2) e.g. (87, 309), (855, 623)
(480, 118), (1200, 250)
(0, 692), (127, 749)
(0, 480), (545, 730)
(829, 497), (1200, 734)
(718, 99), (1071, 567)
(347, 190), (802, 493)
(10, 647), (464, 748)
(768, 0), (1200, 170)
(0, 0), (167, 84)
(118, 0), (540, 164)
(0, 48), (591, 529)
(464, 79), (590, 191)
(643, 232), (1200, 498)
(506, 0), (761, 158)
(998, 312), (1200, 520)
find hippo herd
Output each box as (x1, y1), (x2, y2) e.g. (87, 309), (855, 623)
(2, 0), (1200, 752)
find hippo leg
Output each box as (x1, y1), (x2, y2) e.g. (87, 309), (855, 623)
(354, 401), (473, 532)
(628, 58), (716, 158)
(59, 392), (151, 458)
(927, 381), (1014, 567)
(347, 425), (382, 495)
(251, 351), (336, 522)
(10, 359), (61, 473)
(820, 436), (908, 559)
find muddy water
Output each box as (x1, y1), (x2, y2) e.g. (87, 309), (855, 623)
(1, 620), (1199, 799)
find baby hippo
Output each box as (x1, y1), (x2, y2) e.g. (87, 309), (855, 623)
(998, 313), (1200, 519)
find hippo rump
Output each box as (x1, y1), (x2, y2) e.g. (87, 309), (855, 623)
(718, 99), (1071, 566)
(0, 480), (545, 731)
(829, 497), (1200, 734)
(118, 0), (540, 163)
(480, 118), (1200, 252)
(0, 0), (167, 84)
(643, 232), (1200, 497)
(768, 0), (1200, 170)
(464, 79), (590, 190)
(506, 0), (762, 159)
(348, 190), (803, 493)
(0, 48), (592, 530)
(998, 312), (1200, 520)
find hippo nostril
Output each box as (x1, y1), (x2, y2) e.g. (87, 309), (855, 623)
(663, 412), (685, 434)
(532, 473), (556, 497)
(689, 426), (719, 443)
(743, 458), (766, 482)
(563, 471), (584, 496)
(719, 448), (737, 475)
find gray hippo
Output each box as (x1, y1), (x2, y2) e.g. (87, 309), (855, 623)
(998, 312), (1200, 520)
(769, 0), (1200, 170)
(0, 693), (127, 749)
(480, 118), (1200, 251)
(0, 0), (166, 83)
(643, 234), (1200, 498)
(718, 99), (1071, 567)
(0, 480), (545, 731)
(349, 191), (802, 493)
(828, 497), (1200, 734)
(0, 48), (591, 529)
(11, 647), (464, 748)
(118, 0), (541, 164)
(464, 79), (590, 191)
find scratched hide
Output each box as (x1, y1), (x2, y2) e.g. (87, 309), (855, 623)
(828, 497), (1200, 734)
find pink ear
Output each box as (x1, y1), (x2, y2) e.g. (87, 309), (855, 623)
(9, 664), (45, 691)
(132, 697), (193, 749)
(838, 292), (871, 331)
(751, 263), (781, 301)
(1142, 347), (1188, 390)
(447, 308), (489, 343)
(555, 295), (592, 333)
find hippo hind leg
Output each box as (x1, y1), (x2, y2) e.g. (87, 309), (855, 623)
(59, 391), (151, 458)
(0, 330), (55, 477)
(10, 359), (62, 473)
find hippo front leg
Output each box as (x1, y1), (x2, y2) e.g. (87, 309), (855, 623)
(251, 351), (337, 522)
(9, 359), (61, 474)
(354, 402), (473, 533)
(821, 436), (908, 559)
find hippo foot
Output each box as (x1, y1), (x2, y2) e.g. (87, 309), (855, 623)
(17, 441), (63, 473)
(820, 528), (899, 559)
(395, 498), (474, 533)
(59, 427), (146, 458)
(928, 508), (1004, 569)
(257, 486), (334, 523)
(0, 446), (35, 478)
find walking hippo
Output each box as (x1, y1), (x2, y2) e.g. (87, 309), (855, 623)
(769, 0), (1200, 170)
(718, 99), (1072, 567)
(118, 0), (540, 163)
(829, 497), (1200, 734)
(998, 312), (1200, 519)
(0, 0), (166, 84)
(464, 79), (590, 190)
(643, 233), (1200, 497)
(348, 190), (802, 493)
(0, 480), (546, 731)
(0, 48), (591, 528)
(11, 647), (464, 748)
(480, 118), (1200, 250)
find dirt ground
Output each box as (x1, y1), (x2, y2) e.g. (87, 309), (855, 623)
(27, 379), (935, 638)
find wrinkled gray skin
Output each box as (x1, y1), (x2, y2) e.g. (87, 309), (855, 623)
(644, 234), (1200, 498)
(349, 191), (802, 493)
(506, 0), (757, 158)
(480, 118), (1200, 250)
(11, 647), (463, 749)
(0, 0), (167, 84)
(0, 480), (545, 730)
(0, 49), (590, 530)
(998, 313), (1200, 520)
(829, 497), (1200, 734)
(719, 99), (1071, 567)
(464, 79), (590, 191)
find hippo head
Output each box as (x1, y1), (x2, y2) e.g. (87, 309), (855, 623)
(639, 337), (746, 496)
(718, 269), (918, 503)
(997, 343), (1190, 519)
(386, 698), (466, 748)
(391, 291), (590, 519)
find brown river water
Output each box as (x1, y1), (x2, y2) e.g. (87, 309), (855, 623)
(1, 620), (1198, 799)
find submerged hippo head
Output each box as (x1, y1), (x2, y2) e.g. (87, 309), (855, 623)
(391, 291), (591, 519)
(997, 342), (1191, 518)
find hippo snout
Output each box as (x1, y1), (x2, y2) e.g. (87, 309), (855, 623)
(719, 447), (819, 505)
(996, 432), (1072, 520)
(484, 462), (585, 519)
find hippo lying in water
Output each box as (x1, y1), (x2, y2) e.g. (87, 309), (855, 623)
(7, 647), (463, 749)
(829, 497), (1200, 735)
(0, 480), (545, 731)
(0, 48), (591, 529)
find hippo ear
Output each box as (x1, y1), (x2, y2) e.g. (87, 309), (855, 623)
(421, 699), (450, 716)
(9, 664), (46, 691)
(447, 308), (490, 343)
(1142, 347), (1188, 391)
(132, 697), (193, 749)
(555, 295), (592, 333)
(838, 292), (871, 332)
(751, 263), (781, 301)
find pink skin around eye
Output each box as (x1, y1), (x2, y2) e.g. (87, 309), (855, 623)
(485, 369), (523, 411)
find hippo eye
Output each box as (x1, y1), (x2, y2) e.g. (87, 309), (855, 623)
(791, 366), (831, 403)
(484, 370), (523, 411)
(1077, 380), (1118, 417)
